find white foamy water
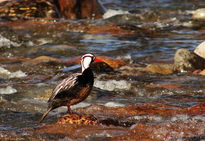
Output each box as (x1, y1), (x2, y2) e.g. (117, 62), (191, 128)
(0, 86), (17, 94)
(94, 79), (131, 91)
(71, 102), (91, 110)
(0, 35), (21, 48)
(0, 67), (27, 79)
(103, 9), (130, 19)
(104, 102), (125, 107)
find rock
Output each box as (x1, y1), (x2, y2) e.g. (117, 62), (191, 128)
(114, 120), (205, 141)
(57, 114), (98, 125)
(186, 103), (205, 114)
(0, 0), (59, 20)
(36, 103), (205, 140)
(194, 41), (205, 59)
(90, 61), (115, 73)
(199, 69), (205, 75)
(23, 56), (61, 65)
(192, 8), (205, 20)
(76, 103), (183, 117)
(0, 0), (104, 20)
(57, 0), (105, 19)
(174, 49), (205, 72)
(139, 64), (174, 74)
(148, 83), (181, 90)
(96, 56), (126, 69)
(86, 24), (137, 35)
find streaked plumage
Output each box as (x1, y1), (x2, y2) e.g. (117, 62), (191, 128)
(38, 53), (99, 124)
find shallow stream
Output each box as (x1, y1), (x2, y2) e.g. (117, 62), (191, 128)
(0, 0), (205, 140)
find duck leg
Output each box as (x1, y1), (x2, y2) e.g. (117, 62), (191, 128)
(67, 104), (72, 114)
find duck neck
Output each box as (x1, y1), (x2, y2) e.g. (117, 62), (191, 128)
(82, 67), (93, 78)
(79, 67), (94, 85)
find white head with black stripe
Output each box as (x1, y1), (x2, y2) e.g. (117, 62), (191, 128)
(81, 53), (102, 72)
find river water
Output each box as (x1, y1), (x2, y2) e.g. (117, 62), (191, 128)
(0, 0), (205, 140)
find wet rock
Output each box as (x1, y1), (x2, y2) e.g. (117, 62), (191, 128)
(119, 65), (147, 76)
(53, 113), (133, 127)
(36, 103), (205, 140)
(96, 56), (126, 69)
(114, 120), (205, 141)
(90, 62), (115, 73)
(186, 103), (205, 114)
(194, 41), (205, 60)
(75, 103), (183, 117)
(23, 56), (61, 66)
(142, 64), (175, 74)
(192, 8), (205, 20)
(199, 69), (205, 75)
(36, 123), (129, 140)
(148, 83), (181, 90)
(57, 114), (98, 125)
(174, 49), (205, 72)
(86, 24), (136, 35)
(0, 57), (26, 64)
(0, 0), (104, 20)
(56, 0), (105, 19)
(0, 0), (59, 20)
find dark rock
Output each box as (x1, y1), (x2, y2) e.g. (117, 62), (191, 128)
(90, 62), (115, 74)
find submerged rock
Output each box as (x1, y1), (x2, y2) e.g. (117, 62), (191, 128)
(142, 64), (174, 74)
(23, 56), (61, 66)
(96, 56), (126, 69)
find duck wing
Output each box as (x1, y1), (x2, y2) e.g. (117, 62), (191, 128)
(48, 73), (81, 103)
